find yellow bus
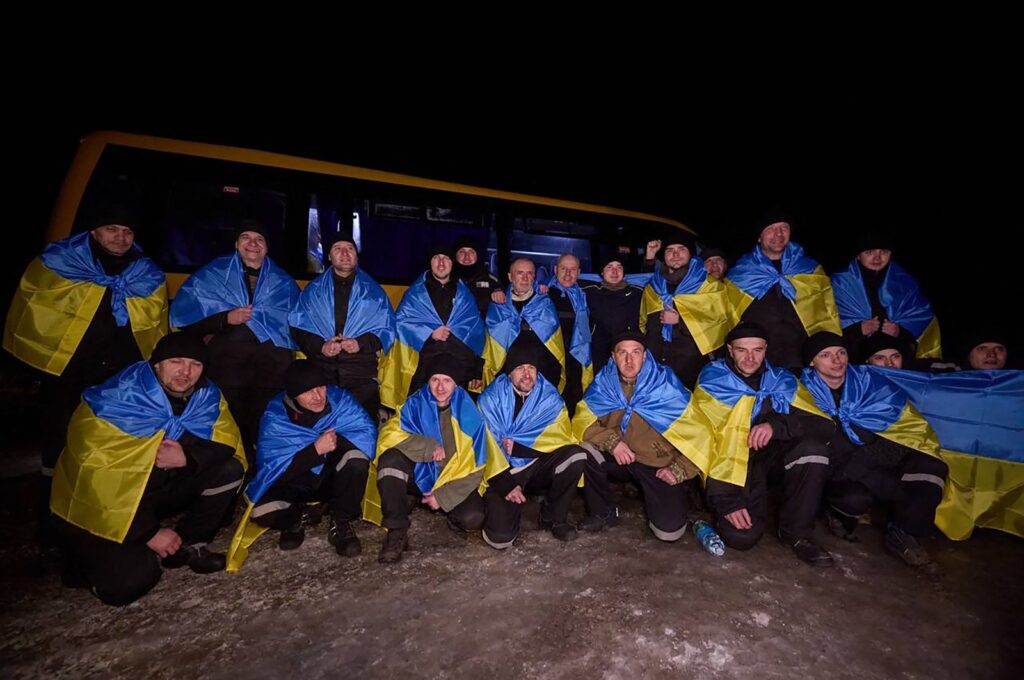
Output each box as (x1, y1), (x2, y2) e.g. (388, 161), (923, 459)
(51, 131), (695, 305)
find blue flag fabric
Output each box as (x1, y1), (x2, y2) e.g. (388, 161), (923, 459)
(40, 232), (164, 327)
(289, 268), (395, 351)
(170, 253), (299, 349)
(245, 386), (378, 503)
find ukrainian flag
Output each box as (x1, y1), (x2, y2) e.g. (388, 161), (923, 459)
(50, 361), (245, 543)
(289, 268), (396, 351)
(226, 385), (377, 571)
(547, 280), (595, 392)
(170, 252), (299, 349)
(4, 232), (168, 375)
(875, 368), (1024, 540)
(482, 286), (566, 390)
(693, 359), (800, 486)
(362, 385), (506, 525)
(639, 256), (731, 355)
(378, 273), (484, 409)
(572, 354), (713, 476)
(478, 372), (574, 467)
(831, 258), (941, 359)
(725, 242), (841, 336)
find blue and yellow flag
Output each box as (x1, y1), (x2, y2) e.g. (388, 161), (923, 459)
(226, 385), (377, 571)
(572, 353), (712, 476)
(547, 279), (594, 391)
(362, 385), (507, 525)
(725, 242), (841, 337)
(50, 361), (245, 543)
(693, 359), (800, 486)
(170, 253), (299, 349)
(482, 287), (566, 389)
(639, 257), (731, 355)
(831, 258), (941, 359)
(874, 368), (1024, 540)
(4, 232), (168, 375)
(799, 365), (940, 457)
(288, 268), (396, 351)
(478, 372), (574, 468)
(378, 273), (485, 409)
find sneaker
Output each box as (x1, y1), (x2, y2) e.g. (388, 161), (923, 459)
(328, 520), (362, 558)
(791, 538), (834, 567)
(550, 522), (578, 542)
(884, 523), (935, 569)
(162, 543), (227, 574)
(826, 507), (861, 543)
(378, 527), (409, 564)
(278, 524), (305, 551)
(578, 506), (621, 532)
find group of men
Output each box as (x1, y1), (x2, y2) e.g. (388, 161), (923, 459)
(5, 203), (1012, 606)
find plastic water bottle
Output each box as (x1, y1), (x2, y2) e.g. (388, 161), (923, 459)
(693, 520), (725, 557)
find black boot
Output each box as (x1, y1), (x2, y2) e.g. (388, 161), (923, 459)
(162, 543), (227, 574)
(378, 527), (409, 564)
(328, 519), (362, 557)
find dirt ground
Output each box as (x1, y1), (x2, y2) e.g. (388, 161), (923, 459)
(1, 439), (1021, 680)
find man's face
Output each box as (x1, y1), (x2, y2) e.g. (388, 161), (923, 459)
(91, 224), (134, 256)
(154, 357), (204, 396)
(556, 256), (580, 288)
(857, 249), (892, 272)
(429, 374), (457, 406)
(295, 385), (328, 412)
(602, 261), (624, 285)
(704, 256), (727, 280)
(613, 340), (646, 380)
(727, 337), (768, 377)
(759, 222), (791, 257)
(431, 254), (453, 281)
(509, 363), (537, 394)
(456, 247), (478, 266)
(866, 348), (903, 369)
(663, 243), (691, 270)
(508, 260), (536, 296)
(329, 241), (358, 274)
(968, 342), (1007, 370)
(236, 231), (268, 268)
(810, 346), (849, 382)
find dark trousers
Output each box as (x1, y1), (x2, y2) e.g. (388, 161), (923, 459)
(376, 448), (485, 531)
(221, 386), (277, 468)
(581, 444), (689, 541)
(339, 378), (381, 422)
(828, 443), (948, 537)
(251, 449), (370, 529)
(563, 355), (583, 418)
(706, 439), (830, 550)
(57, 456), (243, 606)
(482, 445), (587, 548)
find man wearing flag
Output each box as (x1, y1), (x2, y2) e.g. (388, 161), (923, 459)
(50, 333), (245, 605)
(574, 332), (711, 542)
(379, 246), (484, 409)
(289, 231), (395, 419)
(171, 220), (300, 459)
(477, 344), (588, 548)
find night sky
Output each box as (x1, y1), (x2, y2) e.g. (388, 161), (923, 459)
(5, 76), (1020, 369)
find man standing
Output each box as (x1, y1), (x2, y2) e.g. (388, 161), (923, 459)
(640, 231), (730, 389)
(582, 255), (644, 374)
(50, 333), (245, 605)
(477, 346), (587, 548)
(725, 212), (841, 371)
(482, 257), (565, 390)
(290, 231), (395, 419)
(171, 220), (299, 460)
(545, 253), (593, 415)
(5, 203), (167, 537)
(379, 246), (484, 409)
(452, 235), (501, 316)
